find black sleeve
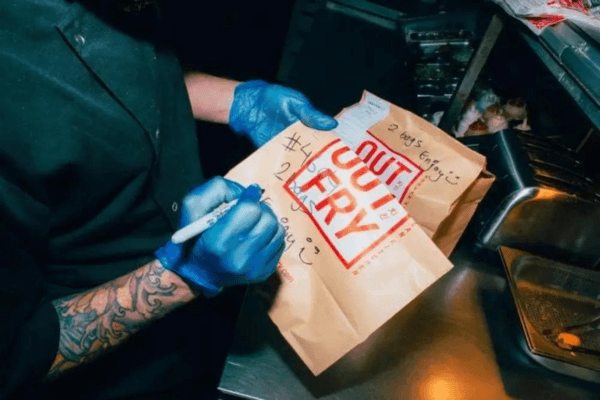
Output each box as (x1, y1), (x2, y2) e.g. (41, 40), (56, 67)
(0, 3), (66, 397)
(0, 214), (60, 400)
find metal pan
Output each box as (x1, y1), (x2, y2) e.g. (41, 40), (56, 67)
(499, 247), (600, 383)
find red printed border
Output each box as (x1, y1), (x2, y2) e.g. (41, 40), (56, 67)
(365, 130), (424, 202)
(284, 138), (410, 270)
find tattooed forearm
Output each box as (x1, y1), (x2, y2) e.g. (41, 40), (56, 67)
(48, 260), (195, 378)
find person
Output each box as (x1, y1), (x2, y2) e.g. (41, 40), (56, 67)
(0, 0), (337, 398)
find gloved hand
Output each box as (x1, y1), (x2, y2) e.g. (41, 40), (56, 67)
(229, 80), (338, 147)
(155, 177), (285, 298)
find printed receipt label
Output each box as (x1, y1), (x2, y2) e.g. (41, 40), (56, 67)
(334, 93), (424, 202)
(335, 92), (391, 141)
(285, 138), (409, 269)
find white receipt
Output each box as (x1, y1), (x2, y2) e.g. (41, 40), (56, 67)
(333, 92), (390, 149)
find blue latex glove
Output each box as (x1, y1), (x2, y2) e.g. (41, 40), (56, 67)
(229, 80), (338, 147)
(155, 177), (285, 297)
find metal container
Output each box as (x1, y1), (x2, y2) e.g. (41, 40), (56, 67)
(500, 246), (600, 383)
(460, 130), (600, 268)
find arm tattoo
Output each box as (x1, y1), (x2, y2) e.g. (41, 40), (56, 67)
(48, 260), (194, 378)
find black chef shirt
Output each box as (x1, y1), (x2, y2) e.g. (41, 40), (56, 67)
(0, 1), (237, 398)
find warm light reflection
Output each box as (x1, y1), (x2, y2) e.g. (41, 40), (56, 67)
(534, 189), (562, 200)
(419, 372), (465, 400)
(443, 268), (470, 304)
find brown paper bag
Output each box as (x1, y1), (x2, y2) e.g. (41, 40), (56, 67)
(333, 91), (495, 255)
(226, 127), (453, 375)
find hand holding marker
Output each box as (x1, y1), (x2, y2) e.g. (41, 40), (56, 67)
(172, 186), (266, 244)
(156, 179), (284, 297)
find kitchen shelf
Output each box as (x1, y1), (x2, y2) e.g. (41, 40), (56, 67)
(520, 21), (600, 131)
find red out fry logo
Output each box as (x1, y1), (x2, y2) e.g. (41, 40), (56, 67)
(356, 131), (423, 202)
(285, 139), (410, 269)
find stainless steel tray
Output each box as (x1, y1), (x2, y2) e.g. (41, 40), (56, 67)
(500, 246), (600, 383)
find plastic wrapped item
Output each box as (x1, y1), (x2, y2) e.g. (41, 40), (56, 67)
(454, 84), (500, 137)
(430, 110), (445, 127)
(465, 119), (489, 136)
(504, 98), (527, 120)
(487, 114), (509, 133)
(474, 87), (500, 113)
(484, 104), (502, 120)
(454, 101), (482, 137)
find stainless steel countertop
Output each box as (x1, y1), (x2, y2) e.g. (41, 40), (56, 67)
(218, 238), (600, 399)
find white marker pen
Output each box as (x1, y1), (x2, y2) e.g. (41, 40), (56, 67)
(171, 187), (264, 244)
